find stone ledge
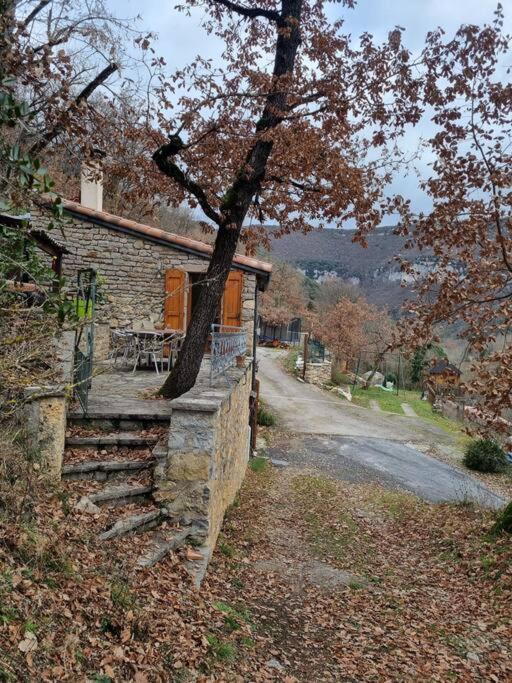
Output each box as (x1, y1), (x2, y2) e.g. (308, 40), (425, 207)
(169, 397), (222, 413)
(24, 384), (68, 401)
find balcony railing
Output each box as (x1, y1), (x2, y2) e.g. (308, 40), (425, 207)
(210, 324), (247, 383)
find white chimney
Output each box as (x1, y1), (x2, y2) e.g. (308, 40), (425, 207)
(80, 158), (104, 212)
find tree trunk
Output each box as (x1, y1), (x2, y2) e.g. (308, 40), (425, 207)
(158, 0), (302, 399)
(159, 219), (242, 398)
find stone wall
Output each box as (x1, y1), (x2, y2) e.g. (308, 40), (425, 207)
(154, 363), (251, 556)
(436, 398), (465, 423)
(22, 331), (75, 480)
(305, 360), (332, 386)
(24, 387), (66, 479)
(31, 209), (257, 355)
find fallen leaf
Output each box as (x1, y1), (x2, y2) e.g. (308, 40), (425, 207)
(186, 548), (203, 561)
(18, 632), (38, 653)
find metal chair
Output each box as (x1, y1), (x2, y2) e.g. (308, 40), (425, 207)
(109, 329), (135, 366)
(132, 333), (164, 374)
(160, 333), (184, 372)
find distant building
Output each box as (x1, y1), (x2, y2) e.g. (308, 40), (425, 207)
(426, 358), (461, 386)
(258, 316), (301, 345)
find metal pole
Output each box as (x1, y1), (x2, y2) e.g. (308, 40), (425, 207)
(250, 377), (260, 455)
(353, 355), (361, 390)
(252, 287), (259, 391)
(397, 350), (401, 396)
(303, 332), (309, 381)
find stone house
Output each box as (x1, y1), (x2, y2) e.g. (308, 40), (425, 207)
(30, 174), (271, 359)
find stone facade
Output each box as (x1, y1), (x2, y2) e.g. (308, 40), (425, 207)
(31, 209), (257, 356)
(305, 360), (332, 386)
(154, 363), (251, 556)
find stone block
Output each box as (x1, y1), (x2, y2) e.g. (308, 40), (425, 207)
(166, 452), (211, 480)
(24, 387), (66, 479)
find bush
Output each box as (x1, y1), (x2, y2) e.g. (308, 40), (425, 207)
(283, 347), (299, 375)
(492, 501), (512, 535)
(463, 439), (507, 473)
(257, 403), (276, 427)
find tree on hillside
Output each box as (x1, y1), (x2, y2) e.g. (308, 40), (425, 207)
(393, 8), (512, 432)
(259, 261), (306, 327)
(157, 205), (217, 244)
(315, 297), (373, 361)
(314, 276), (361, 316)
(153, 0), (424, 398)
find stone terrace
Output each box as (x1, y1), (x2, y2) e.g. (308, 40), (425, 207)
(78, 360), (244, 420)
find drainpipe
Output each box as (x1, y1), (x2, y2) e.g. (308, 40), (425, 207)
(249, 285), (259, 456)
(252, 286), (259, 391)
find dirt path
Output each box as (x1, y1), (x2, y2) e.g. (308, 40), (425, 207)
(203, 458), (512, 681)
(258, 348), (449, 442)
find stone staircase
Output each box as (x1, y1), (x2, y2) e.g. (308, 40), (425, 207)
(63, 410), (204, 571)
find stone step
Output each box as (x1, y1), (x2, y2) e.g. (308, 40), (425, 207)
(65, 432), (159, 449)
(68, 413), (170, 432)
(137, 526), (199, 568)
(98, 508), (166, 541)
(75, 483), (154, 512)
(62, 458), (156, 481)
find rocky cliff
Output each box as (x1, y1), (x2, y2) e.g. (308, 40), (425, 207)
(263, 226), (426, 316)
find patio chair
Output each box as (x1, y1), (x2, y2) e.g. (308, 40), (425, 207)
(160, 333), (184, 372)
(109, 329), (135, 366)
(131, 333), (164, 374)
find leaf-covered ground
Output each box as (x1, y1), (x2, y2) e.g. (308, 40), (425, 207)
(1, 454), (511, 681)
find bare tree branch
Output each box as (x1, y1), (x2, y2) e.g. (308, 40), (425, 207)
(29, 61), (118, 155)
(153, 142), (222, 226)
(21, 0), (51, 28)
(211, 0), (280, 22)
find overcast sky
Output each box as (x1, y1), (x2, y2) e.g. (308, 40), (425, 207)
(108, 0), (510, 223)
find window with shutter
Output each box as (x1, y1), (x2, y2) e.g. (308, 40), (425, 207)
(164, 269), (186, 330)
(222, 271), (243, 327)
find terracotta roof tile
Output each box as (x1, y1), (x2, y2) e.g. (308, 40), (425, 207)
(59, 199), (272, 276)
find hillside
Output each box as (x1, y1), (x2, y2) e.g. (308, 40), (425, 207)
(261, 226), (425, 316)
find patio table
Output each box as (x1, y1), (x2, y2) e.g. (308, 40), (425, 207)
(123, 329), (183, 373)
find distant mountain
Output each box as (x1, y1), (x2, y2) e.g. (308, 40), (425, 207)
(261, 226), (428, 316)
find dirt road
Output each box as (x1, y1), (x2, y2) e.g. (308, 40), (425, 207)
(257, 348), (503, 508)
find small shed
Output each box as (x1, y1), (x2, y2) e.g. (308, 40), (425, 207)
(426, 358), (461, 386)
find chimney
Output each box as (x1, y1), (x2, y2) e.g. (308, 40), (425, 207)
(80, 150), (105, 212)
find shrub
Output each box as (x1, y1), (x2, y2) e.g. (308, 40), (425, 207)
(283, 347), (299, 375)
(257, 403), (276, 427)
(250, 457), (267, 473)
(463, 439), (507, 473)
(491, 501), (512, 535)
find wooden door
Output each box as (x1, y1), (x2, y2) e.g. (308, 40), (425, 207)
(164, 269), (185, 330)
(222, 271), (243, 327)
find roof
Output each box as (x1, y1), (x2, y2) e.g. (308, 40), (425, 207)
(57, 198), (272, 286)
(428, 358), (461, 376)
(29, 229), (69, 256)
(1, 212), (69, 255)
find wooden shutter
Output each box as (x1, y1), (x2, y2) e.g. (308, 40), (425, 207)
(222, 271), (243, 327)
(164, 269), (185, 330)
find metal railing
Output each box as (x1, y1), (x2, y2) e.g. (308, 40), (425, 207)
(210, 324), (247, 383)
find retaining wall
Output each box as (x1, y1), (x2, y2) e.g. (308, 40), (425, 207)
(154, 363), (252, 557)
(305, 360), (332, 386)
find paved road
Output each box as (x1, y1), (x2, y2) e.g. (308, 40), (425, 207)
(257, 349), (504, 509)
